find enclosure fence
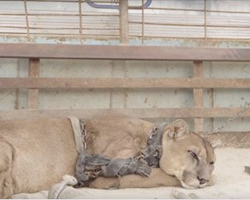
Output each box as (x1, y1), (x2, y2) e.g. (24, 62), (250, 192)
(1, 0), (250, 41)
(0, 0), (250, 138)
(0, 43), (250, 134)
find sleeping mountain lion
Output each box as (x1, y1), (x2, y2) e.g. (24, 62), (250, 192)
(0, 114), (215, 198)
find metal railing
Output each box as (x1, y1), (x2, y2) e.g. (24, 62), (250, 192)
(0, 0), (250, 41)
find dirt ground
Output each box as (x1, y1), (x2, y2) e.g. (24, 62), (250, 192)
(12, 148), (250, 199)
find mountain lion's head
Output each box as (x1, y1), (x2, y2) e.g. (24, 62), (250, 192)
(160, 119), (216, 189)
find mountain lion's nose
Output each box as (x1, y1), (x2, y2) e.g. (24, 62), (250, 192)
(198, 177), (208, 185)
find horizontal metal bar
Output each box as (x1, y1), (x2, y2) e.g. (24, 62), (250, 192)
(0, 26), (120, 30)
(1, 78), (250, 89)
(0, 0), (78, 2)
(0, 43), (250, 61)
(129, 21), (250, 29)
(0, 12), (119, 16)
(85, 0), (152, 10)
(1, 6), (250, 15)
(0, 107), (249, 120)
(148, 7), (250, 15)
(1, 33), (250, 41)
(130, 35), (250, 42)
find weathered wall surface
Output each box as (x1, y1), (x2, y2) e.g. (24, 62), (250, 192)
(0, 0), (250, 132)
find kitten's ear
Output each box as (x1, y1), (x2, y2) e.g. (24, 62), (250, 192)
(166, 119), (189, 139)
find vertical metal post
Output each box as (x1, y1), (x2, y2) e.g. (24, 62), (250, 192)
(119, 0), (129, 44)
(119, 0), (129, 108)
(204, 0), (207, 39)
(142, 0), (145, 45)
(79, 0), (83, 36)
(24, 0), (30, 40)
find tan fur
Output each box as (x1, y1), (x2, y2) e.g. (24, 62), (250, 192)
(0, 114), (215, 198)
(0, 118), (78, 198)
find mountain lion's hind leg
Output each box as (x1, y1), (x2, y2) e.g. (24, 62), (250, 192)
(0, 140), (14, 198)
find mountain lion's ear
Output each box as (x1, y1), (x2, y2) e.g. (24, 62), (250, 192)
(166, 119), (189, 139)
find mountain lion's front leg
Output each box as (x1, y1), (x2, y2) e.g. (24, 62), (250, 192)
(119, 168), (181, 188)
(89, 168), (181, 189)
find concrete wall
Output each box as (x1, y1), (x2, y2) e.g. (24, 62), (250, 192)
(1, 58), (249, 132)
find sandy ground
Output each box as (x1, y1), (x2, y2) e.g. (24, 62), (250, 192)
(12, 148), (250, 199)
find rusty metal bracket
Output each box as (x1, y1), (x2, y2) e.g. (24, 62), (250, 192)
(85, 0), (152, 10)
